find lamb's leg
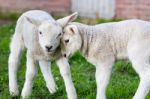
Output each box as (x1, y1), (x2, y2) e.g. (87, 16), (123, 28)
(8, 34), (24, 96)
(128, 41), (150, 99)
(56, 57), (77, 99)
(131, 61), (150, 99)
(21, 53), (37, 98)
(133, 72), (150, 99)
(39, 60), (57, 93)
(8, 49), (22, 96)
(96, 61), (114, 99)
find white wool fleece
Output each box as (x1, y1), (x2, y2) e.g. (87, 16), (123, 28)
(62, 19), (150, 99)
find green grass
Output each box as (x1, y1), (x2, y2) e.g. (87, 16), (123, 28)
(0, 11), (20, 21)
(0, 19), (150, 99)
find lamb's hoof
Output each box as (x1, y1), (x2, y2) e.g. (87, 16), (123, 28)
(21, 90), (31, 99)
(21, 94), (30, 99)
(48, 85), (58, 94)
(11, 96), (19, 99)
(10, 89), (19, 97)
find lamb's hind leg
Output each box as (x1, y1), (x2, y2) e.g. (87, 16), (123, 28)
(96, 59), (114, 99)
(21, 52), (37, 98)
(131, 59), (150, 99)
(39, 60), (57, 94)
(9, 47), (22, 96)
(8, 35), (24, 96)
(128, 42), (150, 99)
(133, 70), (150, 99)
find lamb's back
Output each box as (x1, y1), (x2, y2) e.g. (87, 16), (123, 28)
(88, 19), (150, 60)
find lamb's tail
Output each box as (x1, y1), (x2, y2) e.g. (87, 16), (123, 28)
(8, 16), (25, 96)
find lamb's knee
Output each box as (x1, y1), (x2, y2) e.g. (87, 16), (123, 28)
(8, 55), (20, 76)
(26, 69), (37, 81)
(9, 53), (20, 65)
(9, 53), (17, 61)
(60, 67), (70, 77)
(29, 71), (36, 80)
(140, 70), (150, 81)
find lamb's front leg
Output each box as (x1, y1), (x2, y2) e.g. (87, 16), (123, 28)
(56, 57), (77, 99)
(96, 60), (114, 99)
(39, 60), (57, 94)
(21, 53), (37, 98)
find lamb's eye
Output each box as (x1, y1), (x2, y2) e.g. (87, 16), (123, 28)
(58, 33), (61, 37)
(39, 32), (42, 35)
(65, 39), (69, 43)
(57, 33), (62, 38)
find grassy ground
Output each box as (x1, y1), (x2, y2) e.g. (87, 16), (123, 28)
(0, 18), (150, 99)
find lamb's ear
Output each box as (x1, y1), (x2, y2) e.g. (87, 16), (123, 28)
(68, 25), (78, 34)
(57, 12), (78, 27)
(70, 27), (75, 34)
(25, 16), (41, 27)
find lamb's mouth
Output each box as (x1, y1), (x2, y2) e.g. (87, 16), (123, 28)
(46, 49), (56, 53)
(45, 46), (60, 54)
(63, 52), (71, 58)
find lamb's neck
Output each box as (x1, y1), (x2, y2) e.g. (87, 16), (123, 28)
(72, 22), (93, 57)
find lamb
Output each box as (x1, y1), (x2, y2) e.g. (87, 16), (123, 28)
(61, 19), (150, 99)
(8, 10), (78, 99)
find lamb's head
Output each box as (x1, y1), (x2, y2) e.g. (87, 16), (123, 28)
(61, 24), (82, 58)
(26, 12), (78, 53)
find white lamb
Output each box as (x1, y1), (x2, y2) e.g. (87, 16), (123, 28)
(8, 10), (78, 99)
(61, 19), (150, 99)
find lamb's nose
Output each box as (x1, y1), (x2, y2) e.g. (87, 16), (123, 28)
(64, 54), (67, 57)
(45, 46), (53, 52)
